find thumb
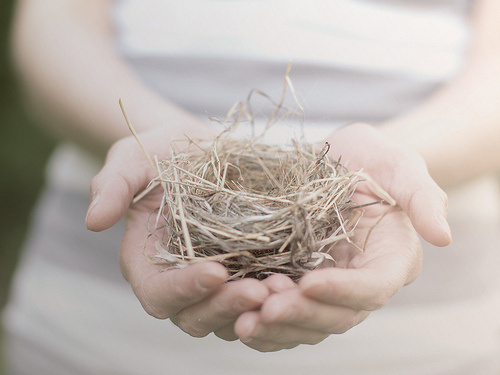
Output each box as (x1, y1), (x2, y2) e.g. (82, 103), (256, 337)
(330, 123), (452, 247)
(85, 138), (155, 232)
(386, 166), (452, 247)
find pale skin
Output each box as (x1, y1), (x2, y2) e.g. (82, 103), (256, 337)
(13, 0), (500, 352)
(86, 122), (449, 351)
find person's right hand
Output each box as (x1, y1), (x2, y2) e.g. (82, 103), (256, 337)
(85, 126), (270, 340)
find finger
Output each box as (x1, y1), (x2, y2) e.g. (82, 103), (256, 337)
(329, 123), (451, 247)
(299, 256), (414, 311)
(235, 312), (327, 350)
(214, 324), (239, 341)
(299, 204), (423, 311)
(376, 152), (451, 247)
(126, 258), (229, 319)
(261, 274), (297, 294)
(173, 278), (268, 337)
(258, 290), (369, 333)
(117, 190), (230, 319)
(86, 137), (155, 232)
(139, 262), (228, 319)
(85, 119), (213, 232)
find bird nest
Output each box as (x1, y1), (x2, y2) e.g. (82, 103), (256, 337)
(148, 136), (370, 281)
(122, 69), (391, 281)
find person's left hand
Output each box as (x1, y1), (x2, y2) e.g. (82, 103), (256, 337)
(231, 123), (451, 352)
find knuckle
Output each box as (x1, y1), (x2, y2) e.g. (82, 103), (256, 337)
(174, 314), (210, 338)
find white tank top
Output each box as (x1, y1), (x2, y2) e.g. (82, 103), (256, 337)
(113, 0), (472, 124)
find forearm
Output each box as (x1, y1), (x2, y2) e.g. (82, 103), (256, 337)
(379, 0), (500, 189)
(380, 60), (500, 189)
(12, 0), (212, 157)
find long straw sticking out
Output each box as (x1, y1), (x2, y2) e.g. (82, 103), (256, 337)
(119, 98), (157, 174)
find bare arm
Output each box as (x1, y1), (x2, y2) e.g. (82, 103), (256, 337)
(380, 0), (500, 189)
(11, 0), (214, 157)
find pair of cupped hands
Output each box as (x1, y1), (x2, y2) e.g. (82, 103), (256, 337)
(85, 122), (451, 352)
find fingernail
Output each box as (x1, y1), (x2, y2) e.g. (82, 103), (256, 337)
(85, 193), (100, 227)
(436, 212), (452, 244)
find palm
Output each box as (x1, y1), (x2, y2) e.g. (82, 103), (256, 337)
(329, 186), (421, 286)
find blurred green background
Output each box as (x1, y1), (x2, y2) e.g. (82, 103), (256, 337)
(0, 0), (56, 371)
